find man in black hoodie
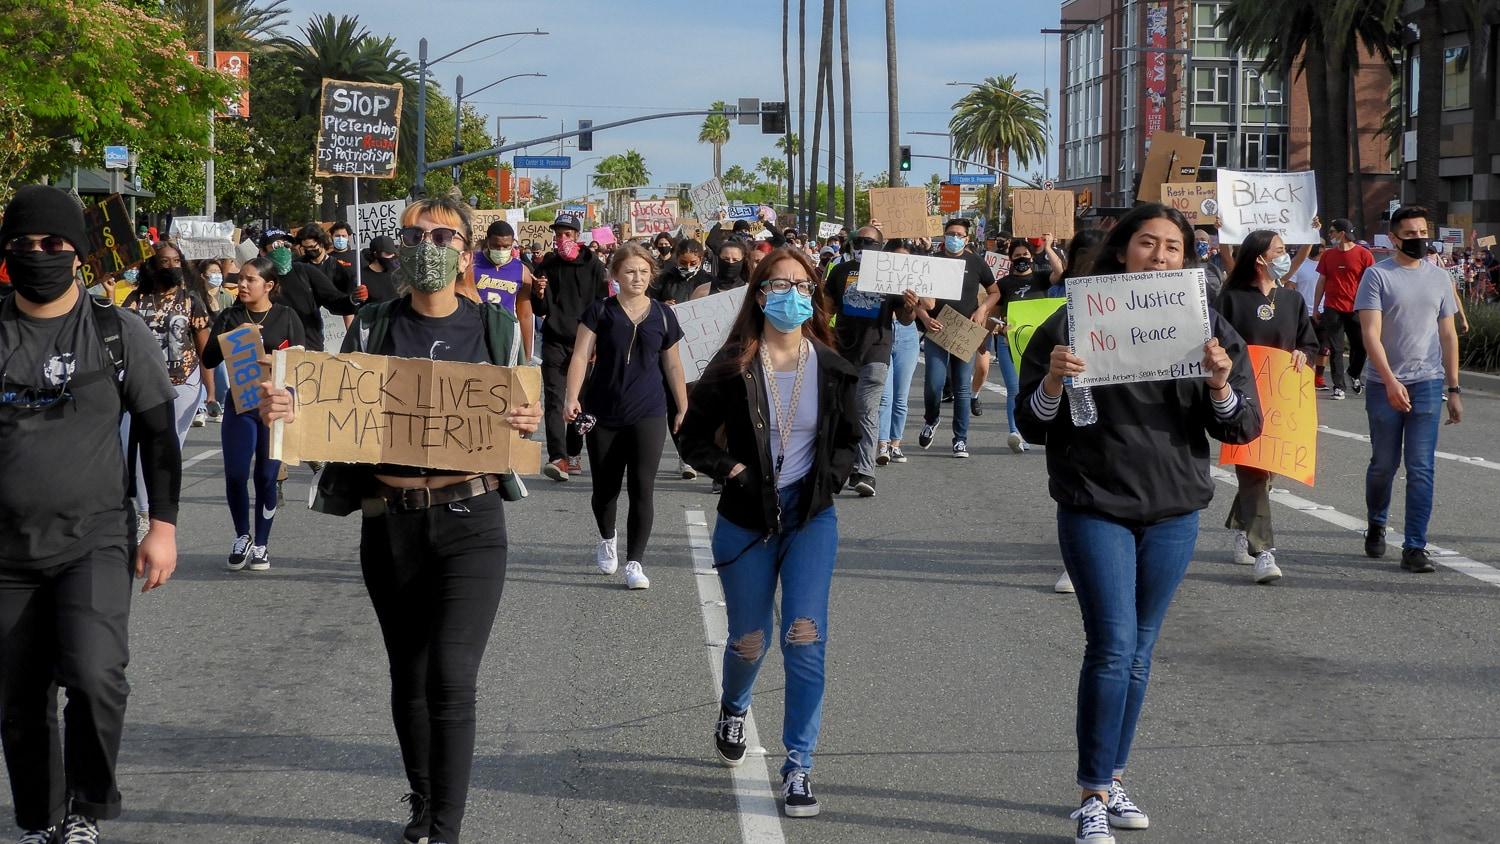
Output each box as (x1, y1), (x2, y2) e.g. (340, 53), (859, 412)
(261, 232), (361, 352)
(533, 213), (608, 480)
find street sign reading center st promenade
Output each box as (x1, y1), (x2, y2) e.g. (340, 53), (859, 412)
(950, 173), (998, 186)
(513, 155), (572, 169)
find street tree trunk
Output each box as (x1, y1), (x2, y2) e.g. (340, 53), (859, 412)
(1467, 2), (1495, 233)
(797, 0), (808, 231)
(1301, 44), (1337, 223)
(808, 0), (832, 228)
(885, 0), (899, 187)
(825, 0), (837, 226)
(840, 0), (855, 227)
(1348, 64), (1366, 234)
(783, 0), (794, 212)
(1322, 47), (1353, 221)
(1415, 0), (1444, 213)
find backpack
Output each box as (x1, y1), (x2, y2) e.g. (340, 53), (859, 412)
(90, 296), (130, 398)
(310, 297), (528, 516)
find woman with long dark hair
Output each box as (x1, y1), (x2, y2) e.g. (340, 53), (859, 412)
(679, 246), (859, 820)
(1016, 203), (1262, 844)
(1215, 230), (1319, 583)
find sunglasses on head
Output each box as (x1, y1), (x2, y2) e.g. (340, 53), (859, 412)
(4, 235), (73, 255)
(398, 226), (464, 248)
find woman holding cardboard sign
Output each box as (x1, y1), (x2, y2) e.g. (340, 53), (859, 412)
(1016, 203), (1261, 844)
(200, 256), (304, 572)
(1215, 230), (1320, 584)
(261, 197), (542, 844)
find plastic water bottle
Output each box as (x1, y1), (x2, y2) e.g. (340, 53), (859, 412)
(1066, 382), (1098, 426)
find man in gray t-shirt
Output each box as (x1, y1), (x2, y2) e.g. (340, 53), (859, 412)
(1355, 205), (1462, 573)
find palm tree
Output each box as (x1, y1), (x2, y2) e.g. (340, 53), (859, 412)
(797, 0), (808, 229)
(723, 164), (751, 191)
(808, 0), (833, 228)
(885, 0), (900, 187)
(838, 0), (854, 225)
(1414, 0), (1442, 211)
(948, 75), (1048, 220)
(782, 0), (795, 219)
(162, 0), (290, 51)
(594, 150), (650, 223)
(756, 156), (788, 197)
(698, 101), (731, 180)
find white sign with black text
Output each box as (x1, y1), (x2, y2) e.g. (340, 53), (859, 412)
(1065, 269), (1211, 387)
(855, 250), (965, 300)
(1215, 169), (1320, 245)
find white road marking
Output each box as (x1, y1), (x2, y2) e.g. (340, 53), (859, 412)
(684, 509), (786, 844)
(1317, 424), (1500, 472)
(1210, 467), (1500, 588)
(183, 448), (222, 470)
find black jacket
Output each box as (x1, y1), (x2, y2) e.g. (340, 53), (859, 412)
(534, 245), (608, 344)
(1015, 307), (1262, 524)
(651, 264), (703, 304)
(272, 262), (359, 352)
(679, 340), (860, 534)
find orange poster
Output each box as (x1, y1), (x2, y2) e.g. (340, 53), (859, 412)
(1219, 345), (1317, 485)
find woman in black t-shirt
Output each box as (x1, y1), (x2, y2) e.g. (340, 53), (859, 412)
(564, 243), (688, 589)
(201, 257), (304, 572)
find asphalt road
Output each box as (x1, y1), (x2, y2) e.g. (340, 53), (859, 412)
(5, 372), (1498, 843)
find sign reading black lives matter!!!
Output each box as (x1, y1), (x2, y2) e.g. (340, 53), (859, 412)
(1065, 269), (1211, 387)
(315, 79), (403, 179)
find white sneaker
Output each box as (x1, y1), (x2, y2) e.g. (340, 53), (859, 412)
(1105, 780), (1149, 829)
(1070, 795), (1115, 843)
(1054, 570), (1075, 593)
(595, 537), (618, 575)
(1007, 431), (1027, 453)
(192, 406), (207, 427)
(679, 460), (698, 480)
(624, 561), (650, 590)
(1253, 550), (1282, 584)
(1231, 531), (1254, 565)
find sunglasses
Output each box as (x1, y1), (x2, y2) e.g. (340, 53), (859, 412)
(0, 371), (73, 411)
(5, 235), (73, 255)
(398, 226), (464, 248)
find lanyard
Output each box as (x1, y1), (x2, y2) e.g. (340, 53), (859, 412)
(758, 338), (809, 488)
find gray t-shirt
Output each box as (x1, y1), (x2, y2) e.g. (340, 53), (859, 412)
(0, 292), (176, 567)
(1354, 258), (1458, 385)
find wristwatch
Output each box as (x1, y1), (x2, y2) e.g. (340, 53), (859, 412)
(1447, 386), (1463, 394)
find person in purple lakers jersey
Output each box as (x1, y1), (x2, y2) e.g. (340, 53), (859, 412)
(470, 219), (537, 357)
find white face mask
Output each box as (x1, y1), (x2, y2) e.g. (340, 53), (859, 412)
(207, 272), (223, 287)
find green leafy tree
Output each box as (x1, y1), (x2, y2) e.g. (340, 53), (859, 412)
(531, 176), (559, 206)
(948, 74), (1047, 220)
(0, 0), (235, 204)
(697, 101), (731, 180)
(593, 150), (650, 223)
(160, 0), (290, 51)
(756, 156), (788, 196)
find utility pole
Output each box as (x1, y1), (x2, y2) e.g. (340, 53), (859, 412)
(204, 0), (216, 218)
(451, 75), (464, 184)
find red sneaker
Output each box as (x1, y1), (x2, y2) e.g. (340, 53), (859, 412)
(567, 455), (584, 475)
(1315, 375), (1328, 391)
(542, 458), (570, 482)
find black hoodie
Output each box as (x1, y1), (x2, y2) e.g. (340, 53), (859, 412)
(534, 242), (608, 344)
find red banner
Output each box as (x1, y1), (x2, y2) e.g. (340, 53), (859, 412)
(187, 51), (251, 118)
(1143, 3), (1168, 140)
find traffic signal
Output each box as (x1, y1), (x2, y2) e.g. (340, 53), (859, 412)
(578, 119), (593, 152)
(899, 145), (911, 171)
(761, 101), (787, 134)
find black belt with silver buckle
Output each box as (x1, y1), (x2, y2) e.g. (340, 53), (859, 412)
(370, 474), (501, 514)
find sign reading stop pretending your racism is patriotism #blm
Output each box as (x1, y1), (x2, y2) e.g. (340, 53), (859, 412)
(315, 79), (403, 179)
(1065, 269), (1211, 387)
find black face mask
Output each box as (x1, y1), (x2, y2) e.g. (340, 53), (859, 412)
(5, 251), (78, 304)
(1397, 236), (1429, 260)
(717, 260), (741, 280)
(378, 255), (399, 272)
(302, 249), (322, 262)
(158, 266), (185, 288)
(656, 244), (672, 255)
(225, 272), (241, 287)
(1012, 259), (1033, 274)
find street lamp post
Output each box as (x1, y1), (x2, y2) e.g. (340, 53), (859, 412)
(452, 72), (545, 185)
(416, 30), (547, 196)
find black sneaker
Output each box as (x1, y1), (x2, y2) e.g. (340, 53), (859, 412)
(851, 474), (875, 497)
(714, 706), (747, 767)
(1070, 796), (1114, 843)
(16, 827), (57, 844)
(941, 389), (954, 404)
(917, 423), (936, 449)
(401, 792), (430, 844)
(780, 769), (819, 817)
(970, 396), (983, 416)
(60, 815), (98, 844)
(1364, 522), (1387, 558)
(226, 534), (252, 571)
(1400, 546), (1436, 573)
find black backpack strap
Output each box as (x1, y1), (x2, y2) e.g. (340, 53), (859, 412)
(89, 297), (128, 396)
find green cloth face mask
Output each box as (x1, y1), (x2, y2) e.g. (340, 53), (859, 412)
(399, 242), (461, 292)
(269, 245), (293, 275)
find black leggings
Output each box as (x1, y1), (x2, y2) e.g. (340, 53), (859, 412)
(585, 415), (668, 562)
(360, 490), (508, 844)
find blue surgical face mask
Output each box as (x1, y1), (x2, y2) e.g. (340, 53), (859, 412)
(332, 236), (350, 251)
(1196, 240), (1212, 259)
(762, 289), (815, 333)
(122, 268), (139, 283)
(944, 234), (965, 254)
(1268, 253), (1293, 280)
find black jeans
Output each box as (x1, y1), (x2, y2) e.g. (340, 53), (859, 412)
(541, 338), (584, 462)
(0, 542), (133, 830)
(360, 490), (508, 844)
(585, 415), (668, 561)
(1324, 309), (1366, 390)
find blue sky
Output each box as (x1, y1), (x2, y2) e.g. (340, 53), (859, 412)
(279, 0), (1062, 198)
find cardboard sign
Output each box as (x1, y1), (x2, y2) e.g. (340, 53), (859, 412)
(856, 250), (966, 300)
(347, 200), (403, 246)
(629, 199), (679, 236)
(927, 304), (989, 362)
(78, 194), (152, 287)
(271, 349), (542, 474)
(670, 286), (748, 382)
(517, 220), (553, 247)
(1220, 345), (1317, 485)
(983, 251), (1012, 280)
(1216, 169), (1320, 245)
(588, 226), (616, 246)
(928, 215), (947, 238)
(314, 78), (403, 178)
(867, 187), (930, 238)
(217, 324), (267, 412)
(817, 221), (843, 239)
(689, 178), (728, 220)
(1137, 132), (1205, 202)
(1006, 297), (1067, 370)
(171, 218), (237, 260)
(1160, 183), (1220, 226)
(1010, 190), (1076, 239)
(469, 208), (505, 238)
(1478, 235), (1496, 248)
(1065, 269), (1211, 387)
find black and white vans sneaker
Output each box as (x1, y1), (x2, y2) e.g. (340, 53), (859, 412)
(247, 544), (270, 572)
(1070, 796), (1115, 843)
(1106, 780), (1149, 829)
(780, 769), (819, 818)
(714, 705), (747, 767)
(401, 791), (430, 843)
(226, 534), (252, 571)
(60, 815), (98, 844)
(16, 827), (56, 844)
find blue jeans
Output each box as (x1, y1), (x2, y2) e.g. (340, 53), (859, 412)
(213, 362), (229, 405)
(879, 321), (920, 442)
(713, 486), (838, 776)
(922, 341), (974, 443)
(1365, 379), (1443, 549)
(990, 334), (1020, 434)
(1057, 506), (1199, 791)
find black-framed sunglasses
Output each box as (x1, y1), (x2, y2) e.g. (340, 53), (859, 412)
(761, 277), (817, 297)
(0, 370), (73, 411)
(4, 235), (73, 255)
(851, 237), (882, 251)
(398, 226), (464, 248)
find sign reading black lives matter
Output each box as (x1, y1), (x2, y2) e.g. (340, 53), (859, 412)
(315, 79), (403, 179)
